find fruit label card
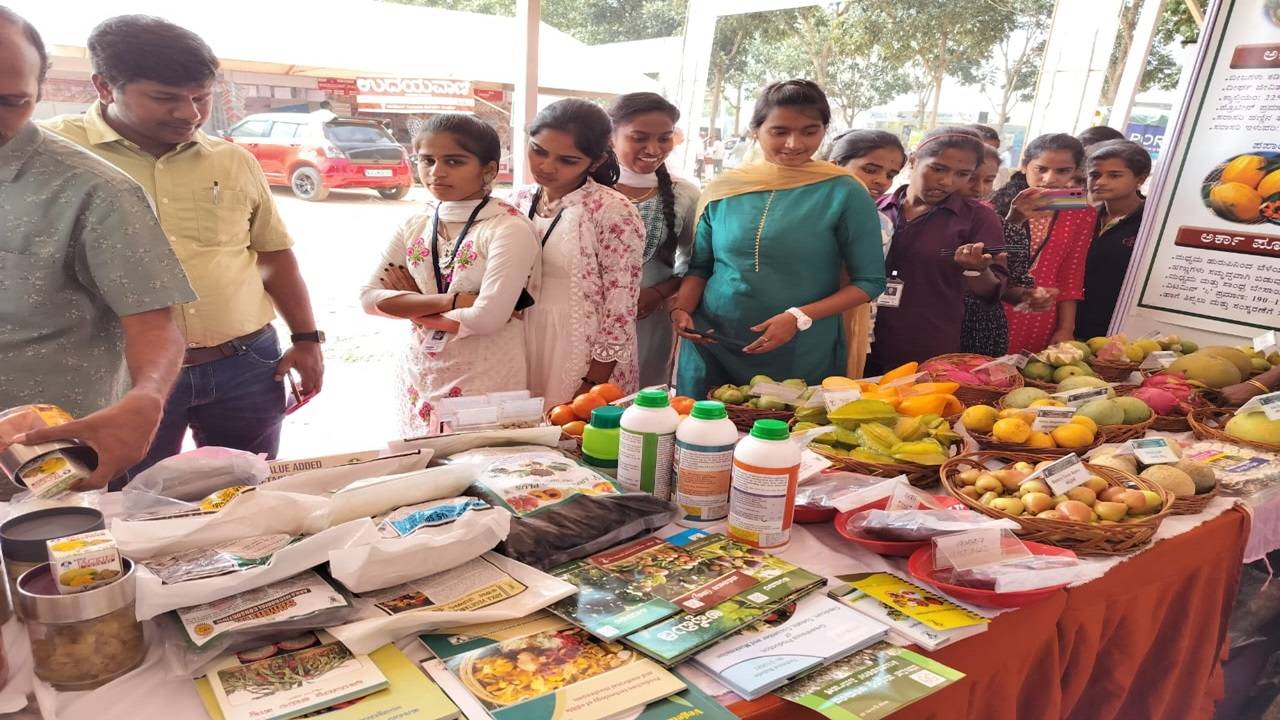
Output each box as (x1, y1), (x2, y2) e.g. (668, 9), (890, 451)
(823, 389), (862, 413)
(848, 574), (985, 631)
(1052, 387), (1111, 408)
(879, 372), (928, 390)
(1240, 391), (1280, 421)
(1027, 454), (1091, 496)
(1032, 406), (1077, 432)
(931, 528), (1007, 571)
(1129, 437), (1181, 465)
(1255, 330), (1278, 354)
(1139, 351), (1179, 370)
(749, 382), (804, 401)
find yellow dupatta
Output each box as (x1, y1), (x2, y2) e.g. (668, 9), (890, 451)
(694, 159), (863, 222)
(695, 159), (875, 378)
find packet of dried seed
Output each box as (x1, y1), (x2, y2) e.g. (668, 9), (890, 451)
(142, 534), (297, 584)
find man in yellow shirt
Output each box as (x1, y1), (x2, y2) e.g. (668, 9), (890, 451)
(45, 15), (324, 480)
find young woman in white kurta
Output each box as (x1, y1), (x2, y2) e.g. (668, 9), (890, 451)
(360, 116), (540, 434)
(511, 99), (645, 409)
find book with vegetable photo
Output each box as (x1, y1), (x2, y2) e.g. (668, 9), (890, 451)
(776, 641), (964, 720)
(548, 529), (824, 665)
(198, 638), (459, 720)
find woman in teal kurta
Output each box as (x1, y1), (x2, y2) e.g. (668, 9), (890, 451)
(670, 81), (886, 398)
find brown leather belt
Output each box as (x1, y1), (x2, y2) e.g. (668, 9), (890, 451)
(183, 325), (273, 367)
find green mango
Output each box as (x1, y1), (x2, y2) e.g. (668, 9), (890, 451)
(757, 395), (789, 411)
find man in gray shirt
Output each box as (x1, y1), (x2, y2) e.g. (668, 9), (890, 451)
(0, 7), (196, 488)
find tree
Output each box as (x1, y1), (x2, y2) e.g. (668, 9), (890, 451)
(971, 0), (1053, 133)
(1099, 0), (1147, 113)
(867, 0), (1020, 129)
(1142, 0), (1199, 91)
(704, 12), (776, 140)
(385, 0), (687, 44)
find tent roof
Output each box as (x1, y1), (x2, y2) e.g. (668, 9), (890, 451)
(12, 0), (660, 96)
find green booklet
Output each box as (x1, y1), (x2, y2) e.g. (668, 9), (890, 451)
(548, 529), (825, 666)
(776, 642), (963, 720)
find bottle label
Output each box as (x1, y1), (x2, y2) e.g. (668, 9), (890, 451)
(617, 428), (675, 500)
(674, 439), (735, 522)
(728, 457), (799, 548)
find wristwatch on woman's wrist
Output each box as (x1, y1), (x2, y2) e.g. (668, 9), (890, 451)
(786, 307), (813, 331)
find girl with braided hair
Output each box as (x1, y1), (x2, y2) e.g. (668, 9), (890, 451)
(608, 93), (701, 386)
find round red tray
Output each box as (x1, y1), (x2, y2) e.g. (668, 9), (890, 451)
(907, 541), (1076, 608)
(832, 496), (964, 557)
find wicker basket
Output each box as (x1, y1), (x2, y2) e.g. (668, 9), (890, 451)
(967, 431), (1103, 457)
(939, 451), (1173, 556)
(1169, 485), (1219, 516)
(809, 444), (943, 488)
(709, 390), (793, 432)
(1089, 357), (1142, 383)
(1188, 407), (1280, 453)
(920, 353), (1025, 407)
(1098, 415), (1156, 444)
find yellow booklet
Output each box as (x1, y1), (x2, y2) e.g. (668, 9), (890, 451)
(197, 641), (459, 720)
(849, 573), (987, 631)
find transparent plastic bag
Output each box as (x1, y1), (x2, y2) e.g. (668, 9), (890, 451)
(849, 508), (1017, 542)
(934, 554), (1082, 591)
(126, 447), (268, 511)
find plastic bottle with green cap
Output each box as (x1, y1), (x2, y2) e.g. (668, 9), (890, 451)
(617, 389), (680, 499)
(728, 418), (801, 549)
(581, 405), (623, 476)
(674, 400), (739, 526)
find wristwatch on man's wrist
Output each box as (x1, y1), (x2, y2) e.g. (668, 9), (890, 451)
(785, 307), (813, 331)
(291, 331), (326, 344)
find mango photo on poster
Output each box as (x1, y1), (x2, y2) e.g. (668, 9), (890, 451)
(1200, 151), (1280, 224)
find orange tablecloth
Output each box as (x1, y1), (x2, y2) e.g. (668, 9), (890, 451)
(730, 507), (1250, 720)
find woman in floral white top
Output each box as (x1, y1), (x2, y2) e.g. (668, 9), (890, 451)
(360, 115), (540, 434)
(511, 99), (646, 408)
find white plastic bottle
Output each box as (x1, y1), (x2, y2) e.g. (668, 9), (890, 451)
(728, 419), (801, 549)
(617, 389), (680, 499)
(674, 400), (740, 526)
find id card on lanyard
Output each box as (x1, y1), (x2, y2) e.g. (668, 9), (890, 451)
(877, 271), (904, 307)
(526, 188), (566, 246)
(426, 196), (490, 351)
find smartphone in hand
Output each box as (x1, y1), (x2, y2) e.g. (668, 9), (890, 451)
(1039, 187), (1089, 211)
(284, 373), (316, 416)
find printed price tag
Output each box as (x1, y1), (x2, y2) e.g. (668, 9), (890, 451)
(823, 388), (863, 412)
(1026, 454), (1092, 496)
(1129, 437), (1180, 464)
(932, 528), (1005, 571)
(1139, 351), (1178, 370)
(1238, 391), (1280, 421)
(1254, 330), (1278, 354)
(420, 329), (451, 354)
(876, 277), (904, 307)
(748, 382), (804, 402)
(1052, 386), (1111, 408)
(1032, 406), (1077, 432)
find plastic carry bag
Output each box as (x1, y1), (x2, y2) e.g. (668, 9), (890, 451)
(328, 497), (512, 593)
(127, 447), (268, 505)
(849, 508), (1018, 542)
(261, 449), (432, 494)
(133, 519), (378, 620)
(325, 552), (576, 655)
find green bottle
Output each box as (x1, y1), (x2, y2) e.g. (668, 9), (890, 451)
(582, 405), (623, 475)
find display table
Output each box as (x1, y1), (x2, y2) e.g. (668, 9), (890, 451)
(728, 506), (1250, 720)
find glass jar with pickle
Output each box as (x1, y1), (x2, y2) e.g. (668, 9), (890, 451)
(15, 558), (145, 690)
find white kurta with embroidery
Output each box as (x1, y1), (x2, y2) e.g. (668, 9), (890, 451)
(360, 197), (540, 434)
(511, 179), (646, 408)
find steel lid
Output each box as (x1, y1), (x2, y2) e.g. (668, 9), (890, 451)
(15, 558), (136, 624)
(0, 506), (105, 563)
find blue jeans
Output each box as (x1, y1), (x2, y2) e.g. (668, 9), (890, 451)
(125, 326), (285, 487)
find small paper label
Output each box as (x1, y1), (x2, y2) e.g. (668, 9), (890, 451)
(1240, 391), (1280, 421)
(823, 388), (862, 412)
(881, 372), (929, 390)
(1052, 387), (1111, 408)
(1027, 454), (1091, 496)
(1139, 351), (1178, 370)
(421, 329), (451, 353)
(1032, 406), (1077, 432)
(933, 528), (1005, 571)
(749, 382), (804, 401)
(876, 278), (904, 307)
(797, 449), (834, 483)
(1254, 330), (1278, 354)
(1129, 437), (1180, 465)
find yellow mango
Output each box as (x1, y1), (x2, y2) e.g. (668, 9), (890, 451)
(1209, 182), (1262, 222)
(1221, 154), (1267, 187)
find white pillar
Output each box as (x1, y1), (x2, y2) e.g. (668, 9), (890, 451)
(1108, 0), (1167, 131)
(512, 0), (540, 186)
(672, 0), (716, 175)
(1026, 0), (1126, 137)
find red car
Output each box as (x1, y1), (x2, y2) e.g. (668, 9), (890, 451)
(224, 111), (412, 201)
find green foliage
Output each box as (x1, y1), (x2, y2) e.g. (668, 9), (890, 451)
(385, 0), (687, 44)
(1143, 0), (1199, 91)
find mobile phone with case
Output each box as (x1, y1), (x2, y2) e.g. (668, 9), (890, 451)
(1039, 187), (1089, 210)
